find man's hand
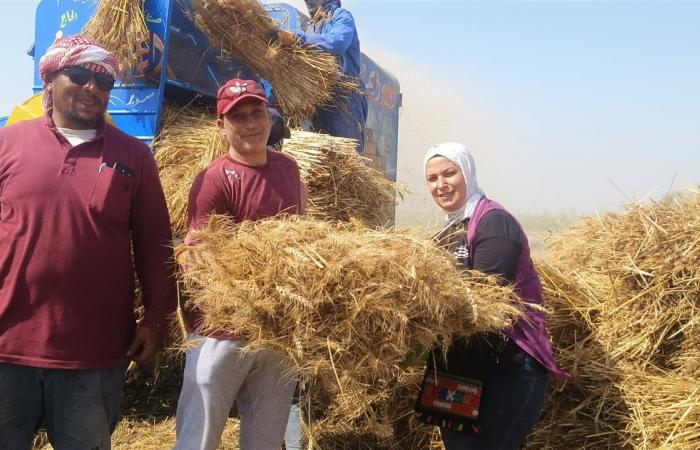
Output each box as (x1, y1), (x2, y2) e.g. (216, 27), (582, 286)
(126, 326), (162, 364)
(276, 30), (298, 48)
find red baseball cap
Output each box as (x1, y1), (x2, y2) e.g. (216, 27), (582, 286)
(216, 79), (268, 117)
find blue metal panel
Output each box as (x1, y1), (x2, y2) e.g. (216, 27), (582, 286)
(0, 116), (8, 128)
(361, 55), (401, 182)
(146, 0), (173, 136)
(267, 3), (308, 31)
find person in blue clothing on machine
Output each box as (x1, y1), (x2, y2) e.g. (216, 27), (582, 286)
(277, 0), (368, 153)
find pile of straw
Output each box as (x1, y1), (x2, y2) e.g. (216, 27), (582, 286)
(305, 366), (442, 448)
(524, 191), (700, 449)
(82, 0), (149, 77)
(523, 263), (629, 449)
(153, 106), (399, 237)
(177, 215), (521, 442)
(186, 0), (355, 120)
(153, 107), (226, 237)
(35, 418), (240, 450)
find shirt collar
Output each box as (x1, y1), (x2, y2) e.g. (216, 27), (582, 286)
(43, 108), (108, 140)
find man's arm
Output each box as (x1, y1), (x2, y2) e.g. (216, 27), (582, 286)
(297, 10), (356, 56)
(129, 147), (178, 363)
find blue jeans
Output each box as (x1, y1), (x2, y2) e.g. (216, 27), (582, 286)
(0, 362), (126, 450)
(284, 401), (306, 449)
(441, 355), (549, 450)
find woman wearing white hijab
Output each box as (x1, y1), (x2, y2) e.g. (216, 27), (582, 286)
(418, 143), (567, 450)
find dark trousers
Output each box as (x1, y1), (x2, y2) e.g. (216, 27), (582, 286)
(441, 354), (549, 450)
(313, 94), (366, 154)
(0, 362), (126, 450)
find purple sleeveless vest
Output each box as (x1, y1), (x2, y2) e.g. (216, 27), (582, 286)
(467, 198), (569, 380)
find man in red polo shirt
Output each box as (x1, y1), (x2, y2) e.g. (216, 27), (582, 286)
(174, 79), (304, 450)
(0, 35), (176, 448)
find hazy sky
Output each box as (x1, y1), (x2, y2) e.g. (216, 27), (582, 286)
(1, 0), (698, 226)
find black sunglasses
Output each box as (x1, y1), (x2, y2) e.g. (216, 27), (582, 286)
(61, 66), (115, 92)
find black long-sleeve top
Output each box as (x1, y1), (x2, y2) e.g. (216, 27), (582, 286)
(441, 209), (523, 284)
(470, 209), (523, 283)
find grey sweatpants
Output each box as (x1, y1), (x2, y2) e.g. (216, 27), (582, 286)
(174, 335), (296, 450)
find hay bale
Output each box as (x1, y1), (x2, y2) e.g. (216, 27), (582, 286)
(153, 106), (400, 237)
(82, 0), (149, 77)
(176, 215), (520, 442)
(525, 191), (700, 449)
(185, 0), (356, 121)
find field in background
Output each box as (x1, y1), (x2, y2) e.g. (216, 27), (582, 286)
(517, 212), (579, 256)
(396, 207), (580, 257)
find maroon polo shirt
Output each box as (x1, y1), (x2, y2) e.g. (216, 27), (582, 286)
(184, 150), (304, 337)
(0, 115), (177, 369)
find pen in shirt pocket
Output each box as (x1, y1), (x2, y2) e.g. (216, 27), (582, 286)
(98, 162), (135, 177)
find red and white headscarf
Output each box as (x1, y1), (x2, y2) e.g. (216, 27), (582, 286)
(39, 34), (120, 109)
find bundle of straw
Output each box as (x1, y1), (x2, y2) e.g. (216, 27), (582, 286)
(283, 130), (402, 227)
(176, 215), (520, 441)
(153, 106), (399, 237)
(82, 0), (149, 77)
(178, 215), (519, 376)
(186, 0), (356, 120)
(523, 191), (700, 449)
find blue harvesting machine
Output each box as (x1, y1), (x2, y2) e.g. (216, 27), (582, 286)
(3, 0), (401, 181)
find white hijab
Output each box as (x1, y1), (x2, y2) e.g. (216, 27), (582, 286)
(423, 142), (485, 223)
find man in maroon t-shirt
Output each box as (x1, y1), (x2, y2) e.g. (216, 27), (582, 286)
(174, 79), (305, 450)
(0, 35), (176, 448)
